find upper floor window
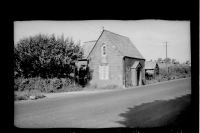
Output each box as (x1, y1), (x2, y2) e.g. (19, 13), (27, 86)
(101, 44), (106, 56)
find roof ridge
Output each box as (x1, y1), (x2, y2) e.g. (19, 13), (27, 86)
(87, 30), (105, 58)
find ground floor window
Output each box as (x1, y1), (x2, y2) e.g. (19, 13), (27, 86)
(99, 65), (109, 80)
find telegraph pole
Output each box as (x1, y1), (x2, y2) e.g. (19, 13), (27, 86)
(163, 41), (169, 75)
(165, 41), (167, 59)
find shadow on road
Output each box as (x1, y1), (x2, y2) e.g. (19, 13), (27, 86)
(117, 94), (192, 128)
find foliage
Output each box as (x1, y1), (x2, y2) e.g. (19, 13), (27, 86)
(157, 58), (163, 63)
(185, 60), (191, 65)
(171, 58), (179, 64)
(163, 58), (171, 64)
(167, 65), (191, 78)
(14, 90), (29, 100)
(14, 34), (83, 78)
(76, 65), (92, 87)
(145, 65), (191, 84)
(14, 77), (83, 94)
(157, 58), (179, 64)
(14, 89), (46, 101)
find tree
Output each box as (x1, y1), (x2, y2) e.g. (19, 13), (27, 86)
(14, 47), (22, 77)
(171, 59), (180, 64)
(14, 34), (83, 78)
(172, 59), (176, 64)
(164, 58), (171, 64)
(157, 58), (162, 63)
(185, 60), (190, 65)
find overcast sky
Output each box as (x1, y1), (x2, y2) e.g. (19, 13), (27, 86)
(14, 20), (190, 63)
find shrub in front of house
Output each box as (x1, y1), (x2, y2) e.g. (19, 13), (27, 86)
(60, 78), (83, 92)
(14, 77), (24, 91)
(45, 78), (82, 93)
(14, 90), (29, 100)
(14, 89), (46, 101)
(14, 77), (44, 92)
(28, 89), (45, 99)
(14, 77), (83, 96)
(14, 78), (32, 91)
(46, 78), (63, 93)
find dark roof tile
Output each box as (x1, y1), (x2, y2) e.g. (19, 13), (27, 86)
(104, 30), (144, 59)
(81, 30), (144, 59)
(81, 40), (96, 59)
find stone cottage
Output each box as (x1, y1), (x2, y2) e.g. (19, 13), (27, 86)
(78, 30), (145, 88)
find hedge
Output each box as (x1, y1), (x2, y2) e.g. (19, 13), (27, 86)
(14, 77), (83, 93)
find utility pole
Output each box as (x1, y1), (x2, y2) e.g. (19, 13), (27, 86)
(163, 41), (169, 76)
(165, 41), (167, 59)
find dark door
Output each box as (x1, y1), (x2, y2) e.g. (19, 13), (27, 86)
(137, 69), (140, 86)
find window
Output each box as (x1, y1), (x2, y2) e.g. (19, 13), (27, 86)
(99, 65), (109, 80)
(103, 45), (106, 55)
(101, 44), (106, 56)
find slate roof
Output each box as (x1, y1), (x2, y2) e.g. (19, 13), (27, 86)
(131, 61), (142, 69)
(145, 61), (158, 70)
(81, 40), (96, 59)
(82, 30), (144, 59)
(103, 30), (144, 59)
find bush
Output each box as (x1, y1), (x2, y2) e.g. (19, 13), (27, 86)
(57, 81), (83, 92)
(14, 77), (24, 91)
(14, 89), (46, 101)
(14, 77), (84, 94)
(14, 34), (83, 79)
(14, 90), (29, 100)
(28, 89), (43, 97)
(14, 78), (30, 91)
(46, 78), (77, 93)
(52, 78), (63, 91)
(61, 78), (73, 87)
(14, 77), (44, 91)
(150, 65), (191, 83)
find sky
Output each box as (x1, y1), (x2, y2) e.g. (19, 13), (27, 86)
(14, 20), (190, 63)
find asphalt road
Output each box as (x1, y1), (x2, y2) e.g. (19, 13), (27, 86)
(14, 78), (191, 128)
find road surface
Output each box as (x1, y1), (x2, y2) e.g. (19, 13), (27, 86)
(15, 78), (191, 128)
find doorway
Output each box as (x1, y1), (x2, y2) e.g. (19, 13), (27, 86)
(136, 68), (141, 86)
(131, 61), (142, 86)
